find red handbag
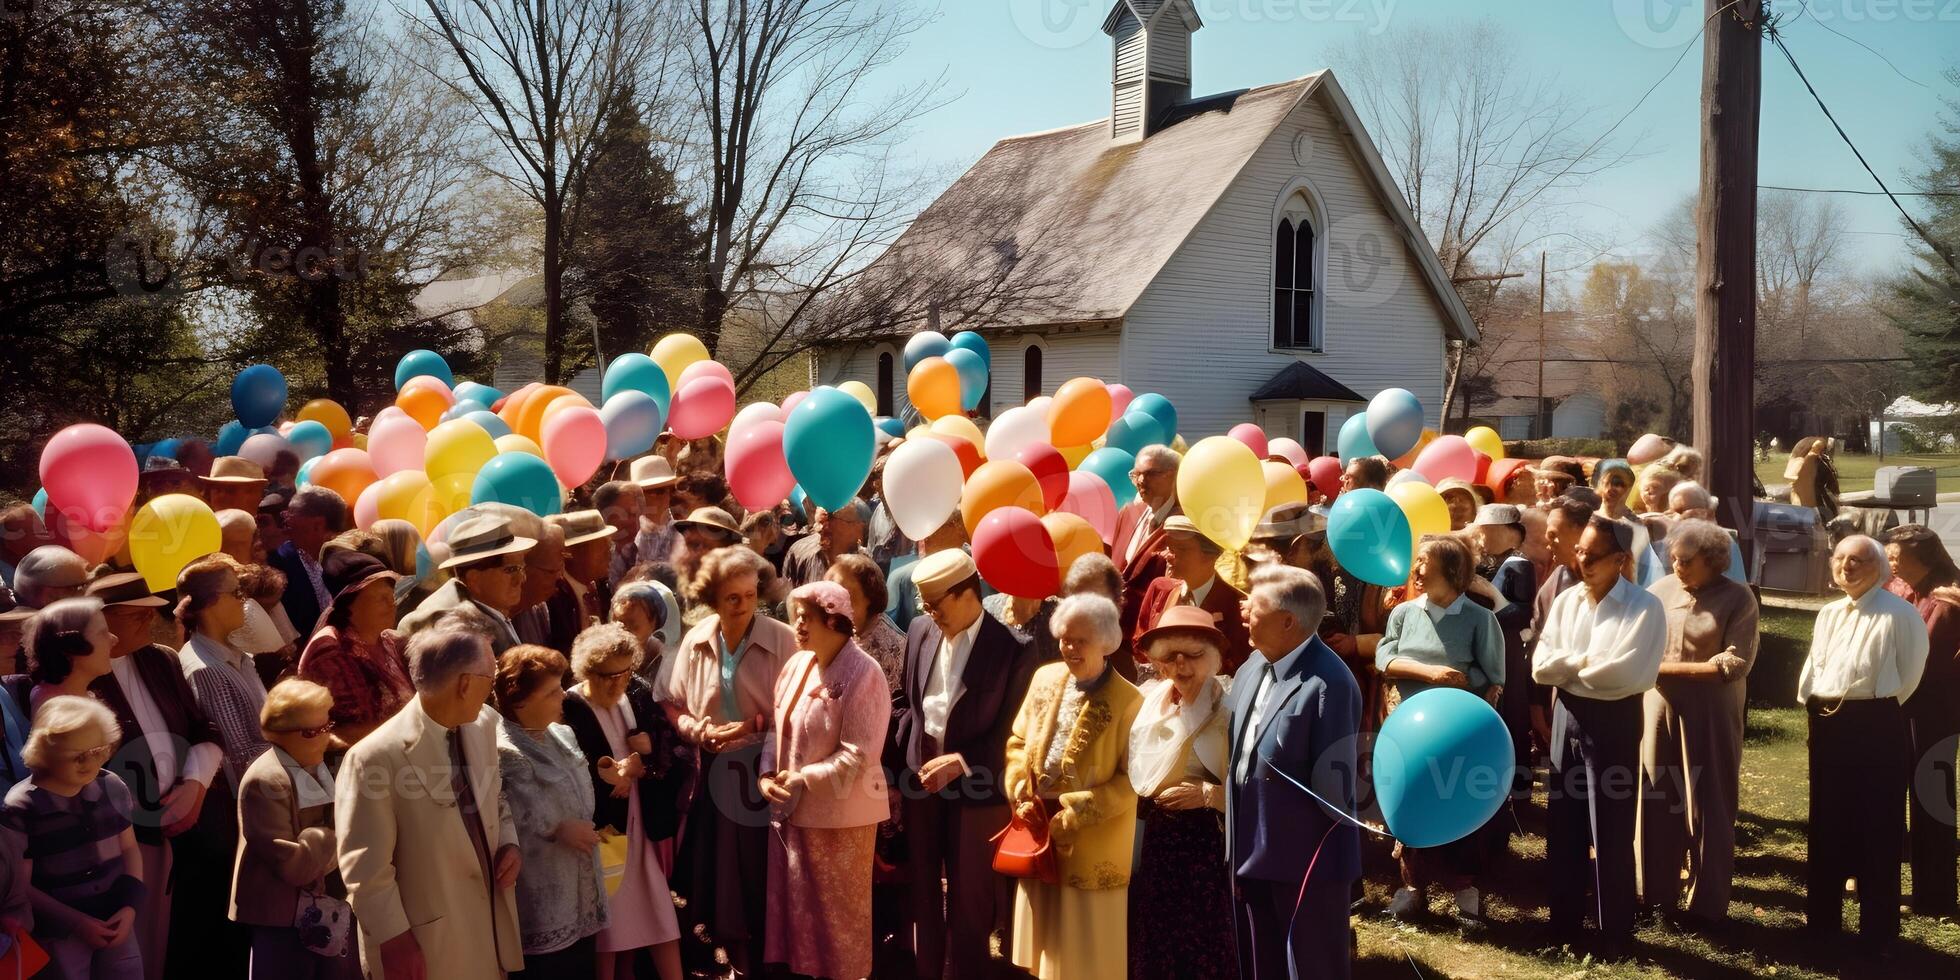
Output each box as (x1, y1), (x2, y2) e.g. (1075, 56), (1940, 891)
(990, 800), (1058, 884)
(0, 926), (48, 979)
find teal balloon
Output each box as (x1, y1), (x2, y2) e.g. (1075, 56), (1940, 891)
(394, 349), (454, 391)
(287, 420), (333, 462)
(1104, 411), (1165, 456)
(440, 400), (489, 424)
(149, 438), (184, 462)
(464, 411), (512, 440)
(1337, 412), (1378, 465)
(1326, 488), (1410, 587)
(295, 456), (320, 488)
(1365, 388), (1425, 460)
(602, 353), (673, 414)
(949, 330), (990, 369)
(215, 420), (250, 456)
(789, 485), (811, 520)
(1374, 688), (1513, 848)
(600, 391), (663, 462)
(30, 488), (47, 520)
(945, 347), (988, 411)
(875, 417), (906, 439)
(784, 387), (874, 512)
(472, 452), (563, 516)
(1129, 393), (1177, 443)
(230, 364), (287, 428)
(1079, 448), (1137, 510)
(902, 332), (952, 372)
(454, 382), (504, 409)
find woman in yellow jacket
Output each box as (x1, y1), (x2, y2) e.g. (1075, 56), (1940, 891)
(1004, 593), (1145, 980)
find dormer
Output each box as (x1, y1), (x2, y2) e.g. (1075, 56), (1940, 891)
(1102, 0), (1203, 144)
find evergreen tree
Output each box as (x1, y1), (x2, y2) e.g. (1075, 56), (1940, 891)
(1890, 67), (1960, 405)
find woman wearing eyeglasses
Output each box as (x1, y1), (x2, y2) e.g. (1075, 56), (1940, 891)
(1126, 605), (1235, 980)
(229, 679), (357, 979)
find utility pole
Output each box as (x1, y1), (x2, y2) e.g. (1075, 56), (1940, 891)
(1693, 0), (1763, 573)
(1537, 251), (1547, 439)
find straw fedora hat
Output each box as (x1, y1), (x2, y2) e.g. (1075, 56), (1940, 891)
(438, 514), (538, 570)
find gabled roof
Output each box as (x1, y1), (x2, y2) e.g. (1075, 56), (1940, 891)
(1100, 0), (1201, 34)
(854, 71), (1477, 343)
(1248, 361), (1366, 403)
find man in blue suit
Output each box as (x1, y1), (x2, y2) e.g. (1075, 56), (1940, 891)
(1228, 564), (1362, 980)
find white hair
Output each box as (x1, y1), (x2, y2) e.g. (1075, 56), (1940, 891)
(1669, 481), (1714, 512)
(23, 695), (120, 769)
(1051, 593), (1123, 654)
(406, 628), (492, 691)
(1248, 564), (1326, 629)
(1667, 519), (1733, 573)
(1135, 445), (1182, 472)
(1836, 534), (1887, 568)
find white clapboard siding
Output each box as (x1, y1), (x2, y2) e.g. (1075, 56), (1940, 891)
(1120, 86), (1448, 437)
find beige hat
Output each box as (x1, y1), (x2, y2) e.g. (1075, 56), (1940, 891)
(1435, 478), (1480, 503)
(629, 456), (679, 490)
(1161, 515), (1202, 537)
(673, 507), (741, 543)
(439, 514), (538, 570)
(200, 456), (267, 485)
(1252, 502), (1325, 542)
(913, 549), (978, 601)
(548, 509), (615, 548)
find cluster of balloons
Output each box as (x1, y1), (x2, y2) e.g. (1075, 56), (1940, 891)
(902, 330), (991, 421)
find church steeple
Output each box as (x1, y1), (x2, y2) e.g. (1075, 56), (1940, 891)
(1101, 0), (1202, 143)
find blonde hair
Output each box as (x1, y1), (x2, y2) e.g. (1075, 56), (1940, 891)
(571, 622), (642, 679)
(23, 695), (121, 769)
(261, 678), (334, 732)
(687, 545), (775, 606)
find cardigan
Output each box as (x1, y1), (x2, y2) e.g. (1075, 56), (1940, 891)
(761, 643), (891, 829)
(1375, 594), (1506, 699)
(666, 614), (797, 749)
(1002, 662), (1144, 890)
(561, 676), (691, 842)
(496, 717), (607, 955)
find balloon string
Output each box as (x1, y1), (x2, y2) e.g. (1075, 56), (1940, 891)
(1256, 749), (1395, 841)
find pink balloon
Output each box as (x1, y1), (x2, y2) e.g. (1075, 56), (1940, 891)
(730, 402), (785, 439)
(678, 360), (735, 392)
(726, 420), (794, 512)
(372, 406), (410, 426)
(1106, 383), (1135, 423)
(1229, 423), (1270, 460)
(367, 414), (428, 477)
(781, 390), (809, 417)
(1412, 435), (1479, 484)
(670, 376), (737, 440)
(1015, 443), (1070, 512)
(1268, 437), (1310, 469)
(40, 424), (137, 532)
(1059, 470), (1119, 545)
(543, 405), (607, 486)
(352, 480), (383, 530)
(1307, 456), (1342, 500)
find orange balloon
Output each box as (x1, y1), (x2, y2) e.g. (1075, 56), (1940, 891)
(311, 448), (379, 508)
(515, 385), (577, 443)
(1042, 511), (1104, 580)
(908, 357), (962, 421)
(498, 382), (542, 428)
(960, 460), (1045, 536)
(1049, 378), (1113, 447)
(296, 399), (353, 439)
(538, 391), (595, 433)
(396, 385), (449, 430)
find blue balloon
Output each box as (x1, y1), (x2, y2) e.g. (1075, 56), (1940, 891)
(295, 455), (321, 488)
(874, 417), (906, 439)
(149, 437), (184, 462)
(600, 391), (664, 462)
(602, 353), (673, 414)
(472, 452), (562, 516)
(1129, 393), (1178, 444)
(1326, 488), (1411, 587)
(1374, 688), (1513, 848)
(464, 411), (512, 440)
(944, 347), (988, 412)
(1337, 412), (1378, 465)
(30, 488), (47, 520)
(784, 387), (874, 512)
(231, 364), (287, 428)
(902, 331), (952, 373)
(1104, 411), (1165, 456)
(789, 485), (810, 520)
(1365, 388), (1425, 460)
(287, 420), (333, 462)
(395, 349), (454, 391)
(948, 330), (990, 369)
(453, 381), (505, 409)
(1078, 448), (1138, 510)
(440, 400), (488, 424)
(215, 420), (250, 456)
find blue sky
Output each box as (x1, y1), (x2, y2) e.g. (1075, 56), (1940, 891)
(876, 0), (1959, 282)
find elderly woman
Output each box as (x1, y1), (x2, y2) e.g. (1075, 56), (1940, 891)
(1126, 606), (1234, 980)
(668, 546), (795, 976)
(229, 679), (356, 979)
(495, 645), (608, 980)
(1376, 535), (1505, 922)
(611, 582), (674, 689)
(563, 625), (688, 980)
(1636, 466), (1683, 517)
(24, 598), (117, 712)
(296, 555), (410, 749)
(1003, 593), (1144, 980)
(758, 582), (891, 980)
(1637, 519), (1758, 929)
(176, 553), (271, 785)
(824, 554), (906, 693)
(3, 695), (145, 980)
(1593, 460), (1638, 522)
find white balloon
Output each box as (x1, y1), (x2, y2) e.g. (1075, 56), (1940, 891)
(239, 433), (293, 471)
(730, 401), (785, 440)
(1387, 468), (1430, 489)
(984, 406), (1052, 461)
(1267, 437), (1310, 469)
(883, 437), (965, 540)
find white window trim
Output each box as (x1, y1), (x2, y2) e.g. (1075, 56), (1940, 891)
(872, 342), (900, 417)
(1269, 176), (1328, 355)
(1017, 334), (1051, 405)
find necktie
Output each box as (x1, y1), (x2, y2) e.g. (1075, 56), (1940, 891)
(1236, 661), (1274, 784)
(448, 728), (494, 888)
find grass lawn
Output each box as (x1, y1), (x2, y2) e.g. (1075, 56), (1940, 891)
(1352, 606), (1960, 978)
(1755, 453), (1960, 496)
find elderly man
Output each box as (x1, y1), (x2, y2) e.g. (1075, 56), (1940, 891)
(337, 628), (523, 980)
(629, 455), (681, 566)
(1339, 455), (1389, 493)
(1532, 516), (1667, 954)
(1886, 524), (1960, 915)
(0, 503), (51, 588)
(198, 456), (269, 514)
(1637, 519), (1759, 928)
(1227, 565), (1360, 980)
(269, 486), (349, 642)
(1800, 535), (1929, 950)
(552, 510), (617, 625)
(1112, 446), (1182, 637)
(1636, 482), (1747, 587)
(11, 544), (88, 609)
(782, 498), (871, 587)
(1131, 516), (1250, 674)
(592, 480), (644, 587)
(894, 550), (1038, 980)
(400, 514), (535, 654)
(511, 523), (572, 651)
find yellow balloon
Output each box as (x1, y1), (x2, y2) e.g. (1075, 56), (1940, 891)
(930, 414), (986, 456)
(1388, 480), (1452, 544)
(838, 380), (877, 415)
(1175, 436), (1265, 551)
(351, 433), (368, 451)
(495, 434), (545, 458)
(1261, 460), (1308, 514)
(425, 419), (498, 482)
(374, 470), (447, 538)
(296, 399), (353, 439)
(431, 472), (476, 514)
(651, 334), (712, 390)
(1057, 443), (1093, 469)
(129, 493), (221, 592)
(1464, 425), (1505, 461)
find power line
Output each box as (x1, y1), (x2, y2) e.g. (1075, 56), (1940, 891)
(1794, 1), (1929, 90)
(1760, 184), (1960, 198)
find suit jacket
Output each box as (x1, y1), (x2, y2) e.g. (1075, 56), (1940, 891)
(230, 747), (339, 927)
(92, 644), (225, 845)
(892, 613), (1038, 807)
(1110, 500), (1175, 637)
(399, 579), (522, 655)
(336, 699), (524, 977)
(1130, 575), (1250, 674)
(1225, 637), (1361, 886)
(270, 540), (324, 641)
(561, 676), (692, 843)
(1002, 663), (1143, 889)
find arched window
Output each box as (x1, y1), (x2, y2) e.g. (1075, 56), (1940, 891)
(875, 352), (894, 417)
(1273, 193), (1319, 349)
(1023, 345), (1044, 402)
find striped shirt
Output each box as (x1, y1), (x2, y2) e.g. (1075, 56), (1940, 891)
(2, 772), (134, 921)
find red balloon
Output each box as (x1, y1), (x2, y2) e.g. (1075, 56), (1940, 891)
(1015, 443), (1070, 512)
(1229, 423), (1269, 460)
(40, 424), (138, 532)
(726, 420), (794, 512)
(1307, 456), (1342, 500)
(1472, 450), (1492, 486)
(972, 506), (1059, 599)
(927, 433), (982, 479)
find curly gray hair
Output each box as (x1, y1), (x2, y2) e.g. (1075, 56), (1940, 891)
(571, 622), (642, 679)
(1667, 519), (1733, 573)
(1050, 593), (1123, 654)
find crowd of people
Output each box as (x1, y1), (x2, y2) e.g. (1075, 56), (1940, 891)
(0, 427), (1953, 980)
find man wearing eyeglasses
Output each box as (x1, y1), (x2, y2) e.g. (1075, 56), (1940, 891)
(1111, 446), (1183, 639)
(400, 515), (536, 656)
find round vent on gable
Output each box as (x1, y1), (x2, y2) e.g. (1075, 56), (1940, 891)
(1292, 131), (1315, 166)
